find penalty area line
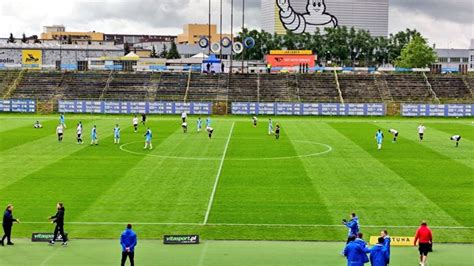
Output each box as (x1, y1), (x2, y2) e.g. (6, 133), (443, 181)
(203, 122), (235, 225)
(19, 221), (473, 229)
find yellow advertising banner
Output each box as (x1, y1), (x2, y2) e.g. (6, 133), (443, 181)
(370, 236), (414, 246)
(22, 50), (42, 68)
(269, 50), (313, 55)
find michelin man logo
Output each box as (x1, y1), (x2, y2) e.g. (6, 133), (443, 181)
(277, 0), (338, 34)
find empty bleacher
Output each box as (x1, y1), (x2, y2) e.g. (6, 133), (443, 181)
(0, 70), (21, 96)
(296, 74), (339, 102)
(11, 71), (63, 100)
(427, 75), (471, 101)
(381, 74), (433, 102)
(186, 74), (220, 101)
(62, 73), (109, 99)
(154, 72), (187, 101)
(228, 74), (258, 102)
(259, 74), (291, 102)
(338, 74), (382, 102)
(103, 73), (151, 100)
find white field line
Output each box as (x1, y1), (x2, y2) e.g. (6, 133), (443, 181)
(203, 122), (235, 225)
(19, 221), (474, 230)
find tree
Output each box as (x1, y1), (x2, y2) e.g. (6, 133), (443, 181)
(160, 44), (168, 58)
(124, 42), (131, 55)
(166, 42), (180, 59)
(150, 45), (158, 58)
(394, 35), (437, 68)
(7, 33), (15, 43)
(21, 33), (27, 43)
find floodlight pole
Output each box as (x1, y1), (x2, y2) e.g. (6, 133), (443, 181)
(230, 0), (234, 74)
(241, 0), (245, 73)
(220, 0), (223, 60)
(208, 0), (211, 55)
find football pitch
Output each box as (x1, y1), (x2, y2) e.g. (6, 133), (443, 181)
(0, 114), (473, 264)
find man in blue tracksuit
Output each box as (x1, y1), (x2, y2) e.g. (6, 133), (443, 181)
(344, 235), (368, 266)
(369, 237), (389, 266)
(355, 233), (369, 264)
(120, 224), (137, 266)
(381, 230), (391, 264)
(343, 213), (360, 241)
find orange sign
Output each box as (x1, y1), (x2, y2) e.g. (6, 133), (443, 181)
(266, 54), (315, 68)
(270, 50), (313, 55)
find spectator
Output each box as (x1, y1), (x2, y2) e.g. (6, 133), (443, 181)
(121, 224), (137, 266)
(344, 235), (367, 266)
(369, 237), (389, 266)
(381, 230), (391, 264)
(414, 221), (433, 266)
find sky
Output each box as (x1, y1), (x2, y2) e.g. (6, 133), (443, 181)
(0, 0), (472, 48)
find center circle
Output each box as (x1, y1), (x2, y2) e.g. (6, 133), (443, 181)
(119, 139), (332, 161)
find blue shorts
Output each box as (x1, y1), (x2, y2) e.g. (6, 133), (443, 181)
(92, 135), (97, 140)
(146, 137), (151, 142)
(114, 134), (120, 138)
(377, 139), (383, 144)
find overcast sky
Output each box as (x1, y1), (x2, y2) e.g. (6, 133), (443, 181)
(0, 0), (472, 48)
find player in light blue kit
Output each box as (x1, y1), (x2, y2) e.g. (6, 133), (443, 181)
(144, 128), (153, 150)
(59, 113), (66, 128)
(375, 129), (384, 150)
(197, 117), (203, 132)
(113, 124), (121, 144)
(206, 117), (211, 128)
(268, 119), (273, 135)
(91, 125), (98, 145)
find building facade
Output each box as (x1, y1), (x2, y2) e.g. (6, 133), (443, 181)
(41, 25), (104, 44)
(435, 48), (470, 71)
(104, 34), (176, 45)
(470, 39), (474, 71)
(261, 0), (389, 37)
(177, 24), (232, 45)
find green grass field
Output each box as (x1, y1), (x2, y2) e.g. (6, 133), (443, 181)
(0, 114), (473, 264)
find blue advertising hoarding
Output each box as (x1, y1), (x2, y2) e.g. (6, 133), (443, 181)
(231, 102), (385, 116)
(401, 104), (473, 117)
(0, 99), (36, 113)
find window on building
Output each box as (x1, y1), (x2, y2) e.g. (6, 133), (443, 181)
(438, 57), (448, 62)
(462, 58), (469, 63)
(450, 57), (460, 63)
(471, 55), (474, 61)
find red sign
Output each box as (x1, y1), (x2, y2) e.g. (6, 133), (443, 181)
(266, 54), (315, 68)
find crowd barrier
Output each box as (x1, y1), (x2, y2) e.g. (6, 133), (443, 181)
(231, 102), (385, 116)
(402, 104), (473, 117)
(58, 100), (212, 115)
(0, 99), (36, 113)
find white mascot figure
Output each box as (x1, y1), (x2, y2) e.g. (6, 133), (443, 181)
(277, 0), (338, 34)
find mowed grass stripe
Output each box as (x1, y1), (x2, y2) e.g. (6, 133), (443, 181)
(209, 121), (334, 225)
(73, 121), (234, 229)
(0, 119), (60, 151)
(0, 119), (167, 237)
(428, 122), (474, 141)
(283, 121), (460, 229)
(331, 122), (473, 227)
(374, 121), (474, 170)
(0, 118), (106, 189)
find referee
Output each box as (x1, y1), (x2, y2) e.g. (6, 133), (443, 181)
(48, 202), (68, 246)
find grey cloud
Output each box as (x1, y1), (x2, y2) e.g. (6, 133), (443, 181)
(390, 0), (473, 25)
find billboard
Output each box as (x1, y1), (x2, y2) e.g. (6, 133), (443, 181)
(261, 0), (389, 37)
(266, 50), (315, 68)
(232, 102), (385, 116)
(59, 100), (212, 115)
(402, 104), (473, 117)
(22, 50), (42, 69)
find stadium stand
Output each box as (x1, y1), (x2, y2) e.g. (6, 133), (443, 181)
(186, 73), (220, 101)
(228, 74), (258, 102)
(1, 71), (473, 106)
(62, 72), (109, 99)
(427, 74), (472, 102)
(296, 74), (339, 102)
(259, 74), (291, 102)
(338, 74), (383, 102)
(0, 70), (21, 97)
(11, 71), (63, 100)
(380, 74), (433, 102)
(103, 73), (151, 100)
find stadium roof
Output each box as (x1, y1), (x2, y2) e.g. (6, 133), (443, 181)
(0, 42), (121, 51)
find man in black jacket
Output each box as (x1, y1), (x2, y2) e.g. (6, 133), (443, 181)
(48, 202), (68, 246)
(2, 204), (20, 246)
